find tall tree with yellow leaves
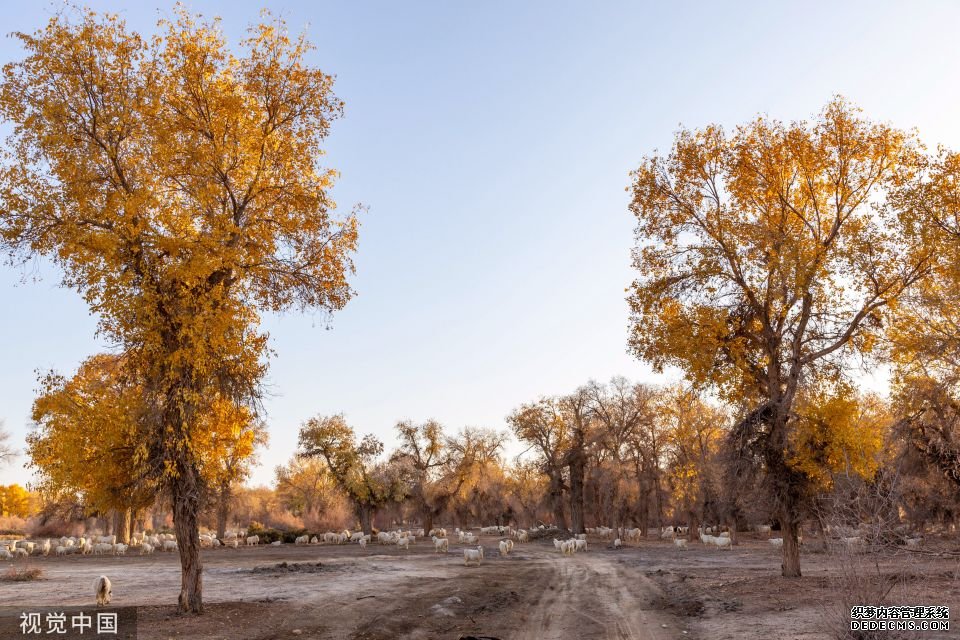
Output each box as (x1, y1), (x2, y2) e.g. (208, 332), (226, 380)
(627, 98), (929, 576)
(1, 8), (358, 611)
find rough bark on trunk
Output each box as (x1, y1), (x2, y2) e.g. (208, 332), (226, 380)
(568, 453), (586, 534)
(548, 472), (567, 530)
(216, 483), (231, 540)
(172, 461), (204, 613)
(780, 503), (802, 577)
(358, 504), (374, 535)
(423, 512), (434, 536)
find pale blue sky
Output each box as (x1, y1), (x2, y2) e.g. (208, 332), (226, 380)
(0, 1), (957, 487)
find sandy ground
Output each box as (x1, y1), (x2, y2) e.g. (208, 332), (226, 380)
(0, 533), (956, 640)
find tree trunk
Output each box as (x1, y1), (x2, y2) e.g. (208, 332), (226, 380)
(127, 510), (136, 543)
(423, 512), (434, 536)
(172, 461), (204, 614)
(569, 453), (586, 534)
(358, 504), (374, 535)
(689, 509), (700, 544)
(112, 510), (131, 543)
(780, 503), (802, 578)
(216, 483), (231, 540)
(548, 472), (567, 530)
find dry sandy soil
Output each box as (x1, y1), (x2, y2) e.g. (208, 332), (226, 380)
(0, 532), (956, 640)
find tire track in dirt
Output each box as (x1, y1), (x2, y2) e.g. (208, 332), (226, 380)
(514, 550), (681, 640)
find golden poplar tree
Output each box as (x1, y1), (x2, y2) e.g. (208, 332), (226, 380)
(1, 8), (358, 611)
(627, 98), (928, 576)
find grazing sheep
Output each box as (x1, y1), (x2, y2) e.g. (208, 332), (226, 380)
(553, 539), (563, 552)
(769, 537), (784, 548)
(225, 539), (239, 549)
(498, 540), (510, 557)
(463, 545), (484, 566)
(574, 539), (587, 553)
(0, 549), (11, 560)
(660, 526), (675, 539)
(94, 576), (112, 607)
(432, 536), (449, 553)
(674, 538), (688, 549)
(358, 537), (368, 550)
(561, 540), (576, 556)
(462, 533), (478, 545)
(55, 546), (68, 557)
(140, 543), (154, 555)
(310, 536), (319, 545)
(246, 535), (259, 546)
(713, 536), (732, 550)
(270, 540), (282, 546)
(40, 539), (51, 556)
(396, 537), (411, 551)
(294, 535), (309, 545)
(113, 543), (128, 556)
(162, 540), (178, 552)
(516, 529), (529, 543)
(613, 538), (622, 549)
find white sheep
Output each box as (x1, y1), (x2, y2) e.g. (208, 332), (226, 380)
(713, 536), (732, 550)
(0, 549), (11, 560)
(246, 535), (259, 546)
(574, 539), (587, 553)
(561, 540), (576, 556)
(613, 538), (622, 549)
(396, 537), (411, 551)
(660, 526), (675, 539)
(113, 543), (128, 556)
(55, 546), (68, 557)
(310, 536), (319, 545)
(769, 537), (784, 548)
(432, 536), (449, 553)
(463, 545), (484, 566)
(163, 540), (178, 552)
(294, 535), (309, 545)
(498, 540), (510, 557)
(40, 539), (51, 556)
(94, 576), (112, 607)
(270, 540), (282, 546)
(359, 537), (368, 550)
(140, 543), (154, 555)
(516, 529), (528, 543)
(674, 538), (688, 549)
(553, 538), (563, 552)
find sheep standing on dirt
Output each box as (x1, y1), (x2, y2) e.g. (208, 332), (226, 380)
(516, 529), (528, 543)
(432, 536), (448, 553)
(295, 535), (309, 545)
(574, 539), (587, 553)
(463, 546), (484, 566)
(498, 540), (512, 557)
(359, 537), (367, 550)
(163, 540), (178, 552)
(94, 576), (112, 606)
(140, 543), (154, 555)
(397, 537), (411, 551)
(769, 537), (784, 548)
(613, 538), (622, 549)
(246, 535), (259, 546)
(561, 540), (576, 556)
(674, 538), (688, 549)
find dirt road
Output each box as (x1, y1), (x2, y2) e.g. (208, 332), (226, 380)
(0, 538), (690, 639)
